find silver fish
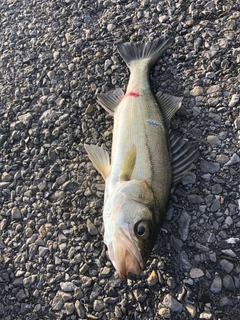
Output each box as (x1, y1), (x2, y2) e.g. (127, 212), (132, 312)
(84, 38), (198, 279)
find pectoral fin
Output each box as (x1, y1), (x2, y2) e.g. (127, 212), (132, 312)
(156, 91), (182, 124)
(119, 145), (136, 181)
(84, 144), (110, 180)
(97, 88), (124, 116)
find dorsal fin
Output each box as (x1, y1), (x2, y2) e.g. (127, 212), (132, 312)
(169, 132), (199, 184)
(119, 145), (136, 181)
(97, 88), (124, 116)
(156, 91), (182, 124)
(84, 144), (110, 180)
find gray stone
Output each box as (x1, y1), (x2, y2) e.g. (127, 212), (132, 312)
(177, 211), (191, 241)
(64, 302), (75, 315)
(219, 296), (235, 307)
(75, 300), (86, 318)
(223, 275), (235, 291)
(175, 251), (192, 270)
(229, 94), (239, 107)
(93, 299), (105, 312)
(220, 259), (234, 273)
(224, 153), (240, 166)
(181, 172), (196, 185)
(200, 160), (220, 173)
(11, 207), (22, 219)
(158, 307), (171, 318)
(210, 275), (222, 293)
(207, 135), (221, 146)
(162, 294), (183, 312)
(189, 268), (204, 279)
(86, 219), (98, 235)
(60, 282), (76, 292)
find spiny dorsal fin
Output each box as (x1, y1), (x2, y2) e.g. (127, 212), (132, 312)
(97, 88), (124, 116)
(84, 144), (110, 180)
(119, 145), (136, 181)
(156, 91), (182, 124)
(169, 131), (199, 184)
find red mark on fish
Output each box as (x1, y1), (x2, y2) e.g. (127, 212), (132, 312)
(125, 91), (140, 98)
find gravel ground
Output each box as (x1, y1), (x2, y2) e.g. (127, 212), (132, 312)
(0, 0), (239, 319)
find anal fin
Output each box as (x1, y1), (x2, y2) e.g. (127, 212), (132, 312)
(170, 132), (199, 184)
(84, 144), (110, 180)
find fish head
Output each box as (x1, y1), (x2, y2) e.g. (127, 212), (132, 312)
(103, 181), (157, 279)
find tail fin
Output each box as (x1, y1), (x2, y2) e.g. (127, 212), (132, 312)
(117, 37), (174, 69)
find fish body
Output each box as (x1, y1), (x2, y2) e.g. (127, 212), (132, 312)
(84, 38), (198, 279)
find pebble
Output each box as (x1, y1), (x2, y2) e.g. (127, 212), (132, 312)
(220, 259), (234, 273)
(224, 153), (240, 166)
(185, 303), (196, 318)
(162, 294), (182, 312)
(189, 268), (204, 279)
(200, 160), (220, 173)
(60, 282), (76, 292)
(158, 307), (171, 318)
(210, 275), (222, 293)
(223, 275), (235, 291)
(177, 211), (191, 241)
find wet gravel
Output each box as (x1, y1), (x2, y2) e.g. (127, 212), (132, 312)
(0, 0), (239, 319)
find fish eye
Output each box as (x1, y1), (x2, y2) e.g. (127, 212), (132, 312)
(134, 221), (150, 240)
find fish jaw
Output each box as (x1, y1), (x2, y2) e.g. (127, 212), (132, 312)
(104, 225), (144, 279)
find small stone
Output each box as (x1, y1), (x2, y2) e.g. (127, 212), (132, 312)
(223, 275), (235, 291)
(175, 251), (192, 270)
(85, 104), (93, 113)
(64, 302), (75, 315)
(220, 259), (234, 273)
(101, 266), (111, 278)
(200, 160), (220, 173)
(158, 15), (168, 23)
(86, 219), (98, 235)
(162, 294), (182, 312)
(207, 84), (221, 95)
(38, 247), (49, 257)
(177, 211), (191, 241)
(210, 275), (222, 293)
(207, 135), (221, 146)
(75, 300), (85, 318)
(60, 282), (76, 292)
(107, 24), (116, 32)
(186, 303), (196, 318)
(133, 289), (147, 302)
(181, 172), (196, 185)
(199, 311), (212, 319)
(158, 307), (171, 318)
(224, 153), (240, 166)
(187, 195), (204, 204)
(11, 207), (22, 219)
(234, 117), (240, 129)
(93, 300), (104, 312)
(220, 296), (235, 307)
(229, 94), (239, 107)
(189, 268), (204, 279)
(190, 86), (204, 96)
(147, 270), (158, 286)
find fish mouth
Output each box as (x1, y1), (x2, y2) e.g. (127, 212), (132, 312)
(105, 226), (144, 279)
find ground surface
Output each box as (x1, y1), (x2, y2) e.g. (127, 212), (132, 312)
(0, 0), (239, 319)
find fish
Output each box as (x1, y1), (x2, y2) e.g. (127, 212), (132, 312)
(84, 37), (198, 279)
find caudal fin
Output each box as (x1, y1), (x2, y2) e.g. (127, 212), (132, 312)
(117, 37), (174, 69)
